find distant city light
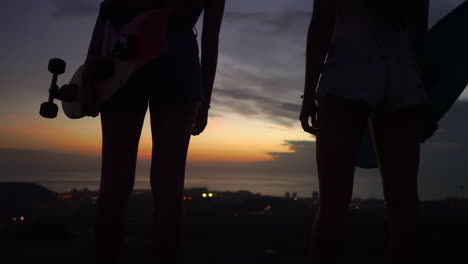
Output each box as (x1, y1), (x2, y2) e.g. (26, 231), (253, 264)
(183, 196), (187, 200)
(264, 205), (272, 212)
(58, 194), (73, 200)
(188, 196), (193, 200)
(208, 193), (214, 197)
(12, 217), (17, 222)
(202, 193), (207, 198)
(20, 216), (25, 221)
(293, 197), (298, 200)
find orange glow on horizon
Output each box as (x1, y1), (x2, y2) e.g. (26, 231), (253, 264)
(137, 150), (274, 162)
(2, 112), (312, 162)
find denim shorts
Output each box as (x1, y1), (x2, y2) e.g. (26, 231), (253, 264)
(103, 24), (203, 109)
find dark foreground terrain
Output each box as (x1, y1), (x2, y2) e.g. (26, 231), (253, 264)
(1, 184), (467, 264)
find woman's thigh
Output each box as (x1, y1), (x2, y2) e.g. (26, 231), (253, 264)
(99, 91), (148, 192)
(316, 96), (369, 204)
(370, 107), (424, 203)
(148, 100), (199, 202)
(149, 101), (199, 163)
(100, 90), (148, 154)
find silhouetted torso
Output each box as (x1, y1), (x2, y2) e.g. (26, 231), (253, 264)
(331, 0), (413, 60)
(101, 0), (203, 30)
(169, 7), (203, 29)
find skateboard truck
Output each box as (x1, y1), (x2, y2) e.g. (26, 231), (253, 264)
(40, 58), (77, 119)
(113, 34), (137, 60)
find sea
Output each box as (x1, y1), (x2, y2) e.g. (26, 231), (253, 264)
(3, 170), (385, 199)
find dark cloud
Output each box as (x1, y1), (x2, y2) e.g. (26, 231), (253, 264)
(52, 0), (99, 18)
(212, 12), (309, 125)
(263, 140), (317, 172)
(213, 86), (301, 126)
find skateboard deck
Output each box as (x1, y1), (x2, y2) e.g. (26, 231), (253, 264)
(357, 1), (468, 168)
(63, 8), (170, 119)
(39, 8), (170, 120)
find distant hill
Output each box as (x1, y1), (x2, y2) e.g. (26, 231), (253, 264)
(0, 182), (57, 206)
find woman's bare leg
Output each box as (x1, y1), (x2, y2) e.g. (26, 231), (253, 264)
(370, 108), (424, 264)
(148, 101), (199, 263)
(96, 100), (148, 264)
(311, 96), (369, 264)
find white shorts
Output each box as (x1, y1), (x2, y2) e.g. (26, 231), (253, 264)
(315, 36), (429, 114)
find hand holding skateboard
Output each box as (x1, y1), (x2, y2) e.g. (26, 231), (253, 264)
(40, 58), (102, 119)
(39, 8), (170, 119)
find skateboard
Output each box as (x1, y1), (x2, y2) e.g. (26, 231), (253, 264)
(40, 8), (170, 119)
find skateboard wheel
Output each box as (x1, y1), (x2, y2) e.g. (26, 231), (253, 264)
(48, 58), (66, 75)
(40, 102), (59, 119)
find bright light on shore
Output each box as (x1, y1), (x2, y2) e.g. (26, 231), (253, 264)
(202, 193), (207, 198)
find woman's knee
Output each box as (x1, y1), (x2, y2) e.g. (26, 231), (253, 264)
(318, 189), (354, 212)
(384, 190), (419, 211)
(99, 178), (135, 200)
(99, 165), (135, 200)
(381, 170), (419, 210)
(317, 166), (355, 210)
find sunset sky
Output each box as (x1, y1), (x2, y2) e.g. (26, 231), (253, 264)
(1, 0), (468, 199)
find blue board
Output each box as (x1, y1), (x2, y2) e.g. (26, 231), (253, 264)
(357, 1), (468, 169)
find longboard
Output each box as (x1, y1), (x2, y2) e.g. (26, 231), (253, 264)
(357, 1), (468, 168)
(40, 8), (170, 119)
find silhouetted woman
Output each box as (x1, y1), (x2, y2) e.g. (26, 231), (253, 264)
(300, 0), (429, 263)
(84, 1), (224, 263)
